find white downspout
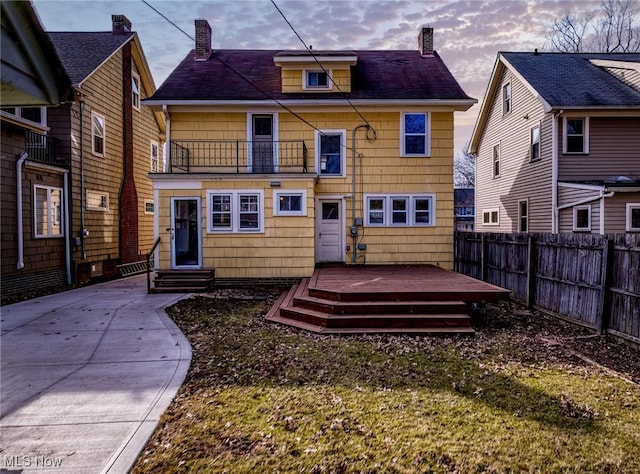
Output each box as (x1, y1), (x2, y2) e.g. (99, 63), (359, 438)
(16, 151), (28, 270)
(551, 113), (559, 233)
(163, 105), (170, 172)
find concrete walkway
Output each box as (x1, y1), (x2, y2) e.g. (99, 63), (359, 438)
(0, 275), (191, 473)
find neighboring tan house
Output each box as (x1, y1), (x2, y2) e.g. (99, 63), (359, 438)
(144, 21), (475, 284)
(1, 13), (165, 297)
(1, 1), (73, 297)
(469, 52), (640, 234)
(454, 188), (474, 231)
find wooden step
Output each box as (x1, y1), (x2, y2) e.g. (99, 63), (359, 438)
(152, 268), (215, 293)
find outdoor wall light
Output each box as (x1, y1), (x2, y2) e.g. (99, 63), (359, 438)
(270, 181), (281, 187)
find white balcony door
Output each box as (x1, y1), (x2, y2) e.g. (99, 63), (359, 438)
(252, 115), (274, 173)
(316, 198), (343, 262)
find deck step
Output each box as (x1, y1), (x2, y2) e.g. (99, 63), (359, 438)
(151, 268), (215, 293)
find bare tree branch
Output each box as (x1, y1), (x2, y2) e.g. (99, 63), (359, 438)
(454, 144), (475, 188)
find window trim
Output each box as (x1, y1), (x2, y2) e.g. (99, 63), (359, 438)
(493, 143), (500, 178)
(206, 189), (264, 233)
(563, 116), (589, 154)
(518, 199), (529, 232)
(502, 82), (512, 115)
(303, 69), (332, 90)
(86, 190), (109, 212)
(626, 203), (640, 232)
(364, 193), (436, 227)
(273, 190), (307, 216)
(144, 199), (154, 215)
(482, 208), (499, 226)
(315, 129), (346, 177)
(530, 124), (541, 161)
(1, 106), (47, 126)
(400, 112), (430, 157)
(91, 111), (105, 157)
(34, 185), (63, 238)
(573, 205), (591, 232)
(150, 140), (160, 172)
(132, 71), (141, 110)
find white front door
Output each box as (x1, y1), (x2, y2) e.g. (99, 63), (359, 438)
(170, 197), (201, 268)
(316, 198), (343, 262)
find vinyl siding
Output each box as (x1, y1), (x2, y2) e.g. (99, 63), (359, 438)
(475, 67), (553, 233)
(557, 186), (602, 234)
(604, 191), (640, 233)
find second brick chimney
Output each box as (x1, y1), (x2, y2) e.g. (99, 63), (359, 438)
(195, 19), (212, 61)
(112, 14), (132, 35)
(419, 26), (434, 56)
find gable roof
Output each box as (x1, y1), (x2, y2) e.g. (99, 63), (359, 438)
(469, 52), (640, 153)
(146, 49), (475, 107)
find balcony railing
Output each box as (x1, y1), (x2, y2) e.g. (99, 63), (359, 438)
(25, 130), (67, 168)
(169, 140), (308, 174)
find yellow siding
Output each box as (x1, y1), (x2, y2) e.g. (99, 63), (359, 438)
(280, 67), (351, 93)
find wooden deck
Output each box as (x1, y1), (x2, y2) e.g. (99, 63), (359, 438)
(266, 264), (510, 335)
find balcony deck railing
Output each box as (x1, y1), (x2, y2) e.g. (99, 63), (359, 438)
(25, 130), (67, 168)
(169, 140), (308, 174)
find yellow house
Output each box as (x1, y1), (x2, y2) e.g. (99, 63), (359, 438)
(144, 21), (475, 284)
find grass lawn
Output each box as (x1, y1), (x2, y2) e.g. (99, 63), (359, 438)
(133, 291), (640, 473)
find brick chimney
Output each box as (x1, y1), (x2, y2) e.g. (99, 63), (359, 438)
(419, 26), (434, 56)
(112, 15), (132, 35)
(195, 19), (212, 61)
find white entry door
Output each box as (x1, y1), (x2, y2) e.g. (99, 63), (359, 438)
(316, 199), (343, 262)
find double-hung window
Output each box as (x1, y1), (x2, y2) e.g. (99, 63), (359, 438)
(367, 197), (386, 225)
(92, 111), (105, 156)
(132, 72), (141, 110)
(316, 130), (345, 176)
(208, 190), (263, 233)
(626, 203), (640, 232)
(530, 125), (540, 161)
(34, 185), (63, 238)
(401, 112), (429, 156)
(493, 144), (500, 177)
(563, 117), (588, 154)
(502, 82), (511, 115)
(150, 141), (160, 172)
(365, 194), (434, 226)
(573, 205), (591, 232)
(518, 200), (528, 232)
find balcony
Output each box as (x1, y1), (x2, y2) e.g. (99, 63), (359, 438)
(25, 130), (68, 169)
(169, 140), (308, 174)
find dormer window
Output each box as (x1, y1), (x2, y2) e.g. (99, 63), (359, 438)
(304, 70), (330, 89)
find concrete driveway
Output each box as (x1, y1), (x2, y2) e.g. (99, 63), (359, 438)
(0, 275), (191, 473)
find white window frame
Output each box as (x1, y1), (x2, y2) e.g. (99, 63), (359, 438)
(132, 72), (141, 110)
(150, 141), (160, 172)
(91, 111), (105, 157)
(530, 124), (541, 161)
(86, 190), (109, 212)
(400, 112), (430, 157)
(563, 116), (589, 154)
(1, 106), (47, 126)
(34, 185), (63, 238)
(502, 82), (512, 115)
(518, 199), (529, 232)
(573, 205), (591, 232)
(364, 194), (435, 227)
(315, 129), (346, 177)
(625, 203), (640, 232)
(273, 190), (307, 216)
(493, 143), (500, 177)
(303, 69), (331, 90)
(144, 199), (155, 215)
(206, 189), (264, 233)
(482, 208), (499, 226)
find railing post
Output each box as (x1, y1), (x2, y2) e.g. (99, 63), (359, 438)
(236, 140), (240, 174)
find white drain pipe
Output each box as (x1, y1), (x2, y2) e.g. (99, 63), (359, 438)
(16, 151), (28, 270)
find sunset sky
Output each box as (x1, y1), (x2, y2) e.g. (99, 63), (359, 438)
(32, 0), (604, 155)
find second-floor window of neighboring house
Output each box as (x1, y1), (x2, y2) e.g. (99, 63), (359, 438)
(564, 117), (588, 154)
(493, 144), (500, 177)
(401, 113), (429, 156)
(34, 185), (63, 238)
(518, 200), (528, 232)
(151, 141), (160, 172)
(502, 82), (511, 115)
(132, 72), (141, 110)
(573, 205), (591, 232)
(1, 106), (47, 126)
(306, 71), (329, 88)
(317, 130), (345, 176)
(92, 112), (105, 156)
(530, 125), (540, 160)
(626, 203), (640, 232)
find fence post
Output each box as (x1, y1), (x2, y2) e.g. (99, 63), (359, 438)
(453, 230), (458, 273)
(597, 237), (614, 335)
(526, 235), (536, 309)
(481, 233), (488, 282)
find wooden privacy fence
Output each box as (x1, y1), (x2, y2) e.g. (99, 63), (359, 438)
(454, 231), (640, 346)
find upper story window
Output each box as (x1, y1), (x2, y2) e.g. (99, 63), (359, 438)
(502, 82), (512, 115)
(91, 111), (105, 157)
(304, 70), (330, 89)
(1, 106), (47, 126)
(563, 117), (589, 154)
(132, 72), (141, 110)
(530, 124), (541, 161)
(150, 141), (160, 172)
(493, 143), (500, 177)
(34, 185), (63, 238)
(316, 130), (345, 176)
(626, 203), (640, 232)
(573, 205), (591, 232)
(401, 112), (430, 156)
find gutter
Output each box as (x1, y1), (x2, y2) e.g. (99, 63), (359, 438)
(16, 152), (28, 270)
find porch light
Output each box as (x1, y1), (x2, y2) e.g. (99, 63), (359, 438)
(270, 181), (281, 187)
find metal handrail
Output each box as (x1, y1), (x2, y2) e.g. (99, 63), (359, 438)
(146, 236), (161, 294)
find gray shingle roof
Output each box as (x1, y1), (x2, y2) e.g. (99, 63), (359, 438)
(150, 49), (473, 102)
(501, 52), (640, 108)
(48, 32), (133, 85)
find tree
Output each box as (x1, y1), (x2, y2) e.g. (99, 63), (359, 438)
(546, 0), (640, 52)
(454, 144), (475, 188)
